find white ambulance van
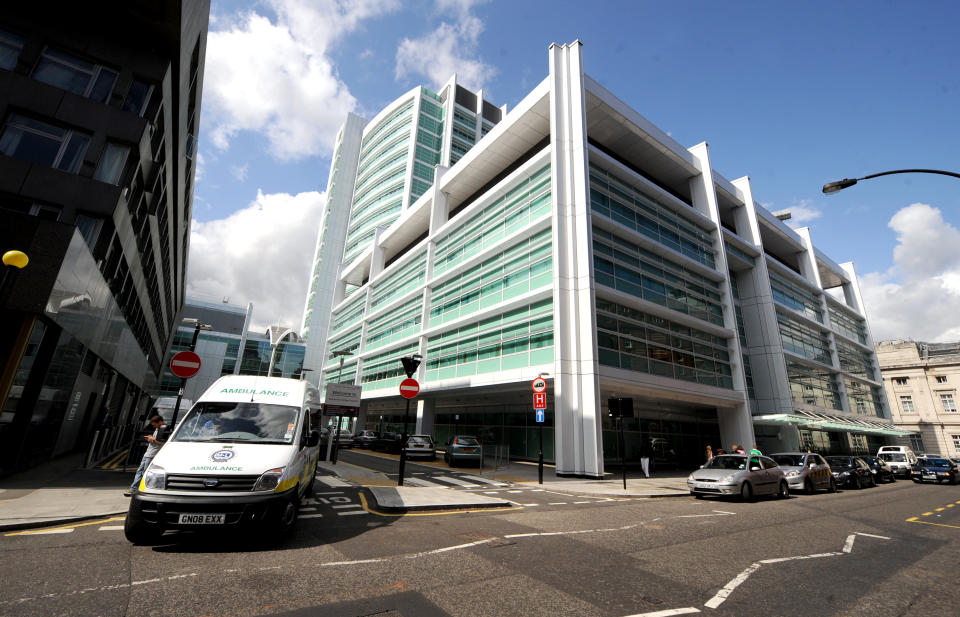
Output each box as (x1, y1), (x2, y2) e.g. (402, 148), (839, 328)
(125, 375), (322, 544)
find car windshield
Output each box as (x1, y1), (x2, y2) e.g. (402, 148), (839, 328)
(408, 436), (432, 445)
(704, 455), (745, 470)
(772, 454), (804, 466)
(924, 458), (950, 466)
(826, 457), (851, 467)
(862, 457), (879, 465)
(454, 437), (479, 446)
(879, 453), (906, 462)
(172, 402), (300, 444)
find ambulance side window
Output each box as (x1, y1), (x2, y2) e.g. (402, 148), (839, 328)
(300, 409), (309, 446)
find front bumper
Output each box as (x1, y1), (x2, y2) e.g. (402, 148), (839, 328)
(687, 480), (738, 496)
(127, 487), (298, 531)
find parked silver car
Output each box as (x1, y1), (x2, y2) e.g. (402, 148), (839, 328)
(687, 454), (789, 501)
(770, 452), (837, 494)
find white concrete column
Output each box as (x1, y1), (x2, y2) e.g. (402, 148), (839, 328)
(549, 41), (603, 478)
(416, 398), (436, 436)
(730, 177), (794, 415)
(688, 143), (755, 451)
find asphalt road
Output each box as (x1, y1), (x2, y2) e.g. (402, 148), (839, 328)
(2, 472), (959, 617)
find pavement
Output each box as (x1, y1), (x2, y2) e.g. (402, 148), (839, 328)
(0, 449), (690, 531)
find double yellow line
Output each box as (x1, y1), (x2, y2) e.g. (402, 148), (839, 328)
(906, 500), (960, 529)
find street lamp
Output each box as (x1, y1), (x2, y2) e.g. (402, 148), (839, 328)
(823, 168), (960, 194)
(327, 349), (353, 464)
(397, 353), (422, 487)
(169, 317), (212, 428)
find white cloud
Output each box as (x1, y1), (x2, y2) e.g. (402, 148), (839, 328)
(230, 164), (248, 182)
(202, 0), (399, 160)
(395, 0), (495, 91)
(776, 199), (822, 229)
(859, 203), (960, 342)
(186, 190), (325, 332)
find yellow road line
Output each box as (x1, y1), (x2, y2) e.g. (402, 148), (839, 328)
(936, 507), (946, 512)
(5, 515), (126, 536)
(102, 450), (128, 470)
(906, 519), (960, 530)
(922, 512), (933, 516)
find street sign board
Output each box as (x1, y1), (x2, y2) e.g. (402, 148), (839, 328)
(535, 410), (545, 423)
(531, 377), (547, 393)
(322, 404), (359, 417)
(533, 392), (546, 409)
(324, 383), (361, 407)
(169, 351), (201, 378)
(399, 378), (420, 399)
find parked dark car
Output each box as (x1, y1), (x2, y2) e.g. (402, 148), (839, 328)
(444, 435), (482, 467)
(912, 457), (960, 484)
(825, 456), (876, 489)
(371, 431), (403, 454)
(861, 456), (897, 483)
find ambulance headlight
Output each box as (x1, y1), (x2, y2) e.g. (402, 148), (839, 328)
(254, 467), (284, 492)
(144, 465), (166, 489)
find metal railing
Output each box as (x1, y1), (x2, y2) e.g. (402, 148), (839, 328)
(84, 423), (139, 469)
(480, 444), (510, 473)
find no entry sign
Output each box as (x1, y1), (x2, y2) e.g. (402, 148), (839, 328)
(399, 378), (420, 399)
(170, 350), (201, 378)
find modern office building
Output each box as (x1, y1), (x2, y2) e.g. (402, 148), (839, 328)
(306, 41), (896, 477)
(0, 1), (209, 475)
(300, 79), (505, 378)
(877, 340), (960, 456)
(155, 297), (306, 404)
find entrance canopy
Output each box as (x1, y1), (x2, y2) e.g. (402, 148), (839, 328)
(754, 411), (913, 437)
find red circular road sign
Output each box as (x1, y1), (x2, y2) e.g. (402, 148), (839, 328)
(170, 350), (202, 378)
(399, 378), (420, 399)
(531, 377), (547, 393)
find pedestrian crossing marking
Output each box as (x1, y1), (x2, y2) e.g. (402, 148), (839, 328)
(429, 475), (484, 488)
(405, 477), (448, 488)
(316, 475), (351, 488)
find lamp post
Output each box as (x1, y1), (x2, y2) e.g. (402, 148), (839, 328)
(169, 317), (212, 429)
(823, 169), (960, 194)
(397, 353), (422, 487)
(327, 349), (352, 464)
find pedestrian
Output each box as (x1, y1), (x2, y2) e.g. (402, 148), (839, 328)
(705, 445), (713, 461)
(734, 444), (745, 455)
(101, 406), (114, 428)
(640, 439), (652, 478)
(125, 414), (166, 496)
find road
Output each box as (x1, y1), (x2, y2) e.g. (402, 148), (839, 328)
(2, 469), (959, 617)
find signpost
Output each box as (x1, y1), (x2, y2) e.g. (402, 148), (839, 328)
(397, 355), (422, 486)
(532, 376), (548, 484)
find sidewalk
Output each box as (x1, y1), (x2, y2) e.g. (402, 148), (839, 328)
(0, 452), (692, 531)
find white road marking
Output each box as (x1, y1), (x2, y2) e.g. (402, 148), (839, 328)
(337, 510), (367, 516)
(574, 500), (595, 504)
(483, 490), (501, 494)
(98, 526), (124, 531)
(300, 507), (317, 512)
(316, 476), (351, 488)
(506, 523), (642, 539)
(856, 532), (891, 540)
(712, 510), (736, 515)
(624, 608), (700, 617)
(704, 532), (890, 609)
(548, 502), (567, 505)
(27, 529), (74, 535)
(0, 573), (198, 606)
(429, 475), (483, 488)
(300, 514), (323, 519)
(313, 491), (344, 496)
(458, 474), (508, 486)
(404, 477), (448, 488)
(332, 504), (360, 509)
(522, 503), (540, 507)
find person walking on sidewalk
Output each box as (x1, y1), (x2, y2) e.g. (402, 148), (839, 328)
(640, 439), (652, 478)
(705, 445), (713, 462)
(125, 415), (166, 496)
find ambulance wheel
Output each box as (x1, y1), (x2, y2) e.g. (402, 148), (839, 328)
(124, 517), (162, 545)
(276, 498), (298, 537)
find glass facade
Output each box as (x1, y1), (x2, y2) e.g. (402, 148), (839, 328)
(787, 360), (842, 411)
(596, 298), (733, 388)
(770, 271), (822, 323)
(777, 312), (830, 364)
(828, 303), (868, 344)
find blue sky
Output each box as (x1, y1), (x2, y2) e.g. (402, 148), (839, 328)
(189, 0), (960, 342)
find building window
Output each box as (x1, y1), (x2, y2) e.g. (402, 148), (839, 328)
(893, 377), (908, 386)
(940, 393), (957, 413)
(122, 79), (154, 116)
(953, 434), (960, 454)
(0, 28), (24, 71)
(899, 395), (916, 414)
(936, 376), (948, 384)
(31, 46), (117, 103)
(0, 113), (90, 173)
(75, 213), (104, 250)
(93, 142), (130, 185)
(909, 434), (925, 453)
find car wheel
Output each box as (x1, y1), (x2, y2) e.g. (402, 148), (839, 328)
(693, 493), (704, 499)
(778, 481), (790, 499)
(275, 498), (298, 539)
(124, 517), (162, 545)
(889, 474), (896, 483)
(740, 482), (754, 502)
(804, 479), (814, 495)
(828, 477), (838, 493)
